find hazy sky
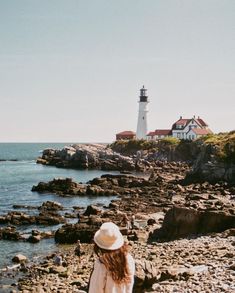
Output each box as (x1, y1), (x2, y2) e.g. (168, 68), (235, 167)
(0, 0), (234, 142)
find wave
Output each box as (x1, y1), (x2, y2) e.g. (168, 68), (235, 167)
(0, 264), (20, 272)
(0, 159), (35, 163)
(0, 159), (19, 162)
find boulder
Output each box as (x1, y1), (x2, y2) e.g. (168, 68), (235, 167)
(32, 178), (87, 196)
(152, 206), (235, 241)
(0, 227), (21, 241)
(83, 205), (102, 216)
(158, 265), (208, 281)
(27, 235), (41, 243)
(12, 254), (27, 263)
(36, 212), (66, 225)
(54, 223), (100, 244)
(39, 201), (63, 211)
(86, 185), (105, 196)
(147, 218), (156, 225)
(0, 212), (36, 225)
(134, 259), (160, 292)
(100, 174), (149, 188)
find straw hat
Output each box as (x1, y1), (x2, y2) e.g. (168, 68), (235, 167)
(94, 222), (124, 250)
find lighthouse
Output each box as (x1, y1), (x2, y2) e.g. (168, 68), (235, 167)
(136, 85), (149, 139)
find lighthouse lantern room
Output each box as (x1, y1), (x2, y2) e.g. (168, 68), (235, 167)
(136, 85), (149, 139)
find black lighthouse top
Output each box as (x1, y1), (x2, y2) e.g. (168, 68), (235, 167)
(139, 85), (148, 102)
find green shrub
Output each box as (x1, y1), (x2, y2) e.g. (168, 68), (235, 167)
(109, 139), (158, 155)
(161, 137), (180, 145)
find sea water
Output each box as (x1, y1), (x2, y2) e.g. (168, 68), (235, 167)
(0, 143), (118, 269)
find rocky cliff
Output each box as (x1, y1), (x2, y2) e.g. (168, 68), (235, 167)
(185, 131), (235, 185)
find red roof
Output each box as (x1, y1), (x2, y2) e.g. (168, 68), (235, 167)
(147, 129), (172, 136)
(116, 131), (136, 136)
(175, 119), (190, 125)
(190, 128), (212, 135)
(196, 118), (208, 127)
(147, 131), (156, 136)
(172, 117), (209, 130)
(154, 129), (172, 135)
(172, 119), (190, 129)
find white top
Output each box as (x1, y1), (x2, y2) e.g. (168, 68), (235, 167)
(88, 254), (135, 293)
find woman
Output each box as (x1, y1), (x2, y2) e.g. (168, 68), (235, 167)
(88, 222), (135, 293)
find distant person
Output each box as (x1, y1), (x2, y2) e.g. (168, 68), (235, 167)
(75, 240), (81, 257)
(54, 254), (63, 266)
(130, 215), (135, 230)
(121, 214), (130, 230)
(88, 222), (135, 293)
(77, 212), (80, 223)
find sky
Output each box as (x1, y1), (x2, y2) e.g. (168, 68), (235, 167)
(0, 0), (234, 142)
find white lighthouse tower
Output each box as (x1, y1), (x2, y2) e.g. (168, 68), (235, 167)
(136, 85), (149, 139)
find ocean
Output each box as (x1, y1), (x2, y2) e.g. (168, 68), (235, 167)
(0, 143), (118, 270)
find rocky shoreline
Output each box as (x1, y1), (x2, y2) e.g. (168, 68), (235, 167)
(37, 137), (235, 185)
(12, 231), (235, 293)
(0, 142), (235, 292)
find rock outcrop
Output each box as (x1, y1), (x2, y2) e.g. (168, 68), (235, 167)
(54, 223), (99, 244)
(152, 206), (235, 241)
(37, 144), (138, 171)
(32, 178), (87, 196)
(0, 201), (66, 227)
(185, 132), (235, 184)
(0, 227), (22, 241)
(32, 177), (119, 197)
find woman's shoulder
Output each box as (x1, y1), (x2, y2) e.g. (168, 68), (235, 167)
(94, 258), (106, 269)
(126, 253), (134, 262)
(126, 253), (135, 270)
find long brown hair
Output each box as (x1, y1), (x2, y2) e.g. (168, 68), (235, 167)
(94, 242), (131, 284)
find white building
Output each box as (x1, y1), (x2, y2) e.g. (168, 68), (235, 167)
(186, 128), (213, 140)
(171, 116), (212, 140)
(147, 116), (212, 141)
(136, 86), (149, 139)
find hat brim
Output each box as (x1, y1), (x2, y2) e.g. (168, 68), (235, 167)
(94, 229), (124, 250)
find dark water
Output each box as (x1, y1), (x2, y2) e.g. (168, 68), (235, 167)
(0, 143), (118, 269)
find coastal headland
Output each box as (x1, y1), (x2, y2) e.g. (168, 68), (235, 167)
(0, 132), (235, 292)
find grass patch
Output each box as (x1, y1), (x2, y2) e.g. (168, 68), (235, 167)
(161, 137), (180, 145)
(108, 139), (158, 155)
